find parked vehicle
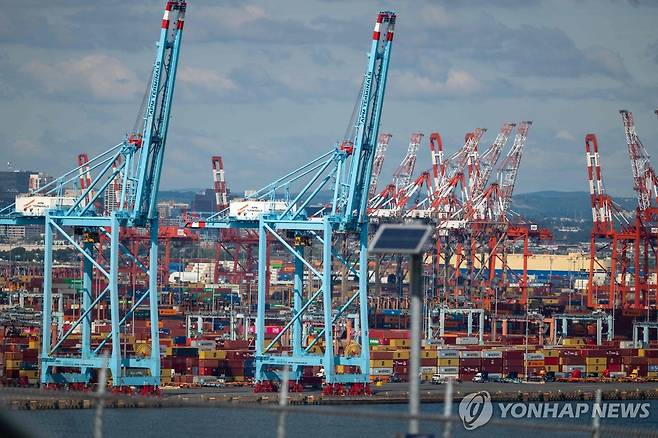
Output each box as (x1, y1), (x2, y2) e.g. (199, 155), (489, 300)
(431, 373), (445, 384)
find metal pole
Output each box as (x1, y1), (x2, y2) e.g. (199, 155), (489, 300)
(277, 364), (290, 438)
(442, 378), (453, 438)
(94, 352), (109, 438)
(409, 253), (422, 436)
(592, 388), (601, 438)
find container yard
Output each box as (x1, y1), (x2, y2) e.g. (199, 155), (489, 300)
(1, 1), (658, 437)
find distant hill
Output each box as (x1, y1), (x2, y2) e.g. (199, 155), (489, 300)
(158, 190), (198, 204)
(511, 191), (636, 222)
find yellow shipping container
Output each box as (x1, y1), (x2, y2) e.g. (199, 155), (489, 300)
(19, 370), (38, 379)
(199, 350), (227, 360)
(647, 371), (658, 378)
(563, 338), (585, 346)
(394, 351), (410, 360)
(233, 376), (245, 383)
(541, 349), (559, 358)
(161, 376), (172, 385)
(5, 360), (21, 370)
(28, 340), (38, 349)
(370, 345), (397, 352)
(437, 358), (460, 367)
(421, 350), (438, 359)
(526, 360), (545, 367)
(390, 339), (409, 347)
(639, 349), (646, 357)
(370, 360), (394, 368)
(585, 357), (606, 365)
(586, 364), (607, 373)
(160, 368), (173, 377)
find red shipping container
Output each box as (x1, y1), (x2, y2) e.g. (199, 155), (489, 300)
(421, 358), (435, 367)
(393, 365), (408, 376)
(460, 358), (480, 367)
(544, 357), (559, 366)
(607, 363), (621, 372)
(561, 357), (585, 365)
(372, 351), (394, 360)
(504, 359), (524, 367)
(503, 350), (524, 359)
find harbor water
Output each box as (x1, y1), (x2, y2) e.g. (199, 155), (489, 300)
(7, 400), (658, 438)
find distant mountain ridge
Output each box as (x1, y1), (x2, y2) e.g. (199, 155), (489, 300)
(511, 191), (636, 222)
(157, 189), (638, 224)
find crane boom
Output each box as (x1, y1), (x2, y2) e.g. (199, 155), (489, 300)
(132, 1), (186, 225)
(211, 156), (229, 211)
(341, 12), (396, 229)
(620, 110), (658, 214)
(472, 123), (515, 197)
(392, 133), (423, 193)
(368, 133), (392, 199)
(497, 121), (531, 215)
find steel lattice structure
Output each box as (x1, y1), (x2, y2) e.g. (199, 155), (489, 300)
(0, 1), (187, 388)
(189, 11), (396, 393)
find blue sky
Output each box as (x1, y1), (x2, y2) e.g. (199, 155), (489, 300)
(0, 0), (657, 198)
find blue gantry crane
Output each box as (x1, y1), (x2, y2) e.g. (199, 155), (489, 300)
(0, 1), (186, 389)
(190, 11), (396, 394)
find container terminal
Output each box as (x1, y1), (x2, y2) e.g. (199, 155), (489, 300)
(0, 1), (658, 405)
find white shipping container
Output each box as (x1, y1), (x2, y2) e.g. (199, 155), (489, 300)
(482, 350), (503, 358)
(438, 349), (459, 358)
(459, 351), (481, 358)
(437, 373), (460, 380)
(420, 366), (437, 374)
(524, 353), (544, 361)
(15, 195), (77, 216)
(229, 200), (292, 220)
(438, 367), (459, 374)
(371, 367), (393, 376)
(456, 337), (479, 345)
(562, 365), (586, 372)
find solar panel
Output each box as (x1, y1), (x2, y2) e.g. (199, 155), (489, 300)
(368, 224), (432, 254)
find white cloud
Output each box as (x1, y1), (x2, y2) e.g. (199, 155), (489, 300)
(195, 4), (266, 31)
(393, 69), (483, 97)
(555, 129), (576, 142)
(420, 5), (456, 27)
(23, 54), (140, 101)
(583, 46), (629, 79)
(178, 66), (237, 92)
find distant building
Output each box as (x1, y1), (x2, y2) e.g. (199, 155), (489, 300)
(157, 201), (190, 225)
(0, 171), (32, 208)
(192, 189), (215, 213)
(0, 224), (42, 241)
